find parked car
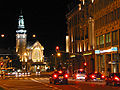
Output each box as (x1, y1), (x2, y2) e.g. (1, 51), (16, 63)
(85, 72), (105, 82)
(72, 69), (86, 80)
(106, 73), (120, 86)
(49, 70), (69, 84)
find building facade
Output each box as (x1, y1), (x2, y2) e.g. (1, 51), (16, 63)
(26, 41), (45, 72)
(93, 0), (120, 76)
(16, 12), (45, 72)
(66, 0), (95, 73)
(16, 12), (27, 62)
(66, 0), (120, 76)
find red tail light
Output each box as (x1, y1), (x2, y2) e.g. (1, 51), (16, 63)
(85, 75), (87, 78)
(76, 74), (79, 78)
(64, 74), (69, 78)
(101, 75), (105, 79)
(53, 74), (58, 79)
(114, 76), (120, 81)
(91, 74), (95, 79)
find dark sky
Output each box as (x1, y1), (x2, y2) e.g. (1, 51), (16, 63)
(0, 0), (71, 57)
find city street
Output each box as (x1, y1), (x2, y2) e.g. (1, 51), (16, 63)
(0, 76), (120, 90)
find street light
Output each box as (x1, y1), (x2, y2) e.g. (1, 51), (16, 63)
(1, 34), (5, 38)
(32, 34), (36, 38)
(57, 53), (61, 57)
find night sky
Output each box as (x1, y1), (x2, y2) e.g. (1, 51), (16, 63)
(0, 0), (72, 57)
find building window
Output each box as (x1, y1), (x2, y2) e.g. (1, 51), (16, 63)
(105, 33), (111, 47)
(100, 55), (105, 72)
(85, 28), (88, 39)
(112, 30), (118, 45)
(96, 37), (99, 49)
(97, 55), (99, 72)
(81, 30), (84, 40)
(99, 35), (104, 48)
(82, 43), (84, 52)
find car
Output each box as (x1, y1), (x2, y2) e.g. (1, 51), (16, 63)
(72, 69), (86, 80)
(106, 73), (120, 86)
(85, 72), (105, 82)
(49, 70), (69, 84)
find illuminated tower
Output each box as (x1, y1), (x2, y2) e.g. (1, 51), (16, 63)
(16, 11), (27, 62)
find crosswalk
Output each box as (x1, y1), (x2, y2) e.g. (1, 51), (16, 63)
(2, 77), (49, 80)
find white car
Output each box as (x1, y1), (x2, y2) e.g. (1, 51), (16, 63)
(73, 69), (86, 80)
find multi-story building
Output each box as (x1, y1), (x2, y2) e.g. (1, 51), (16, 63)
(66, 0), (120, 76)
(93, 0), (120, 76)
(66, 0), (95, 73)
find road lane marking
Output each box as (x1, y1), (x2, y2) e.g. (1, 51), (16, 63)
(31, 78), (61, 90)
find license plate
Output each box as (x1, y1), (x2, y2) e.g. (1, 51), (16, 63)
(97, 78), (100, 80)
(59, 76), (63, 79)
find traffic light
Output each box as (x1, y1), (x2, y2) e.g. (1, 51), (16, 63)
(56, 46), (59, 51)
(84, 62), (87, 66)
(9, 60), (12, 63)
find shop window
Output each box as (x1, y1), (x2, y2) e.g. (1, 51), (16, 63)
(100, 55), (105, 72)
(97, 55), (99, 72)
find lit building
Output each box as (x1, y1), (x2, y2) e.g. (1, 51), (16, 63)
(67, 0), (120, 76)
(92, 0), (120, 76)
(26, 41), (45, 72)
(16, 11), (27, 62)
(16, 11), (45, 72)
(66, 0), (95, 73)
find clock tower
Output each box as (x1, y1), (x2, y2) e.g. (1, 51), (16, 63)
(16, 11), (27, 62)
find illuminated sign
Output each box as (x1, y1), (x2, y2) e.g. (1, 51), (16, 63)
(95, 47), (118, 54)
(70, 55), (76, 58)
(95, 50), (100, 54)
(83, 53), (92, 56)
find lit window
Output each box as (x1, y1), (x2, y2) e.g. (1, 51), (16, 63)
(100, 35), (104, 45)
(92, 0), (94, 3)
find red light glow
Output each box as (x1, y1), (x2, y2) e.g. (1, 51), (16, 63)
(53, 74), (58, 78)
(84, 62), (87, 66)
(80, 69), (83, 72)
(64, 74), (69, 78)
(114, 76), (120, 81)
(56, 46), (59, 50)
(101, 75), (105, 78)
(91, 75), (95, 79)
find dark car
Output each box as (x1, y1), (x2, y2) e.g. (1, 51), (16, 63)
(106, 73), (120, 86)
(49, 70), (69, 84)
(85, 72), (105, 82)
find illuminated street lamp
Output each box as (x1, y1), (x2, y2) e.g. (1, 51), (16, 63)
(33, 34), (36, 38)
(57, 53), (61, 57)
(1, 34), (5, 38)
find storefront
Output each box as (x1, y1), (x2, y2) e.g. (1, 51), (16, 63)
(95, 47), (118, 76)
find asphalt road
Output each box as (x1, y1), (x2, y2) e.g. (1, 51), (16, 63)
(0, 77), (120, 90)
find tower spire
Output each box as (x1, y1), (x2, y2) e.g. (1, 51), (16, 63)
(18, 10), (25, 29)
(20, 9), (22, 15)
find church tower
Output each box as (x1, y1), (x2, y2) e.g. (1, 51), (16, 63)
(16, 11), (27, 62)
